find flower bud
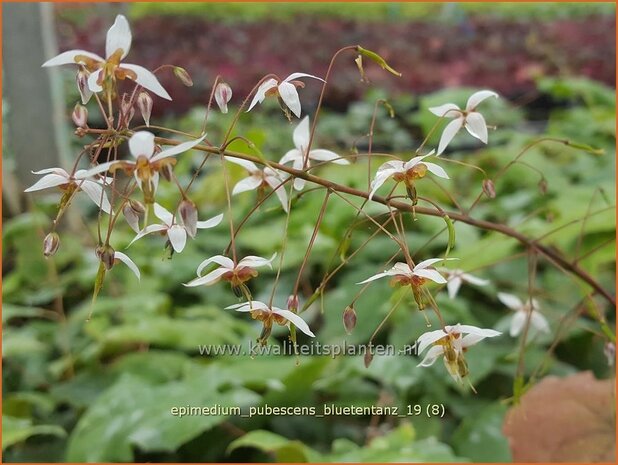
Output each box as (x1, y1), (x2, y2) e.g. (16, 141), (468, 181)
(215, 82), (232, 114)
(287, 295), (300, 312)
(342, 306), (357, 335)
(76, 70), (92, 104)
(43, 232), (60, 257)
(137, 91), (153, 127)
(72, 103), (88, 128)
(482, 179), (496, 199)
(364, 348), (374, 368)
(179, 198), (198, 238)
(173, 66), (193, 87)
(538, 178), (548, 195)
(96, 244), (115, 271)
(123, 199), (146, 233)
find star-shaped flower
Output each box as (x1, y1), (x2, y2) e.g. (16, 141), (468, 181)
(498, 292), (549, 337)
(42, 15), (171, 101)
(184, 254), (277, 288)
(129, 203), (222, 253)
(226, 157), (289, 212)
(439, 268), (489, 299)
(429, 90), (498, 155)
(280, 116), (349, 190)
(247, 73), (323, 118)
(358, 258), (451, 286)
(368, 152), (449, 200)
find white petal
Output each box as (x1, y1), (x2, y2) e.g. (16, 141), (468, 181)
(293, 116), (311, 151)
(414, 258), (447, 270)
(150, 134), (207, 162)
(293, 178), (306, 191)
(238, 253), (277, 269)
(531, 311), (550, 333)
(455, 325), (501, 338)
(129, 131), (156, 159)
(377, 160), (406, 173)
(460, 333), (488, 348)
(77, 161), (118, 178)
(447, 277), (462, 299)
(461, 273), (489, 286)
(280, 149), (302, 165)
(264, 175), (289, 213)
(283, 72), (324, 83)
(128, 224), (168, 246)
(232, 175), (262, 195)
(120, 63), (171, 100)
(79, 180), (112, 214)
(42, 50), (103, 67)
(413, 268), (447, 284)
(423, 162), (450, 179)
(196, 213), (224, 229)
(183, 268), (228, 287)
(356, 271), (390, 285)
(497, 292), (523, 311)
(417, 345), (444, 367)
(226, 156), (258, 173)
(153, 202), (174, 225)
(167, 225), (187, 253)
(247, 78), (277, 112)
(465, 90), (498, 111)
(464, 112), (489, 144)
(31, 167), (69, 176)
(196, 255), (234, 276)
(226, 301), (270, 312)
(390, 262), (414, 275)
(278, 81), (301, 118)
(437, 117), (464, 155)
(403, 155), (429, 170)
(272, 308), (315, 337)
(106, 15), (132, 59)
(114, 251), (140, 280)
(309, 149), (349, 165)
(24, 174), (69, 192)
(416, 329), (448, 354)
(509, 311), (527, 337)
(87, 69), (103, 93)
(368, 170), (396, 200)
(428, 103), (461, 118)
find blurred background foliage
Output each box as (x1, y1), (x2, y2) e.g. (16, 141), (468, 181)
(2, 2), (616, 463)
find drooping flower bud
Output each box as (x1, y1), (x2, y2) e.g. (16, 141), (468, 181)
(538, 178), (548, 195)
(482, 179), (496, 199)
(354, 55), (369, 83)
(43, 232), (60, 257)
(178, 198), (198, 238)
(342, 306), (357, 335)
(120, 93), (135, 126)
(287, 295), (300, 312)
(96, 244), (115, 270)
(137, 91), (153, 127)
(72, 103), (88, 128)
(215, 82), (232, 114)
(364, 348), (374, 368)
(76, 70), (92, 104)
(123, 199), (146, 233)
(173, 66), (193, 87)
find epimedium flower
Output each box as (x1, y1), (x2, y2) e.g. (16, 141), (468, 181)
(247, 73), (324, 118)
(24, 167), (112, 213)
(226, 300), (315, 344)
(416, 323), (502, 383)
(183, 254), (277, 296)
(129, 203), (223, 254)
(439, 268), (489, 299)
(497, 292), (550, 337)
(280, 116), (349, 190)
(42, 15), (171, 102)
(92, 131), (207, 204)
(429, 90), (498, 155)
(358, 258), (450, 286)
(368, 151), (449, 200)
(226, 157), (290, 212)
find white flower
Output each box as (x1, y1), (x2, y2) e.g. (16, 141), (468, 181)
(358, 258), (455, 286)
(247, 73), (324, 118)
(368, 151), (449, 200)
(429, 90), (498, 155)
(440, 268), (489, 299)
(184, 253), (277, 288)
(24, 167), (112, 213)
(42, 15), (171, 101)
(129, 203), (222, 253)
(498, 292), (550, 337)
(226, 157), (289, 212)
(226, 300), (315, 338)
(280, 116), (349, 190)
(92, 131), (207, 203)
(416, 323), (501, 382)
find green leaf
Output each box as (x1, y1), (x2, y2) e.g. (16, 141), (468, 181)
(2, 416), (65, 451)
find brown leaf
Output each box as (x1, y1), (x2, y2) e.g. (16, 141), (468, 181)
(503, 372), (615, 462)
